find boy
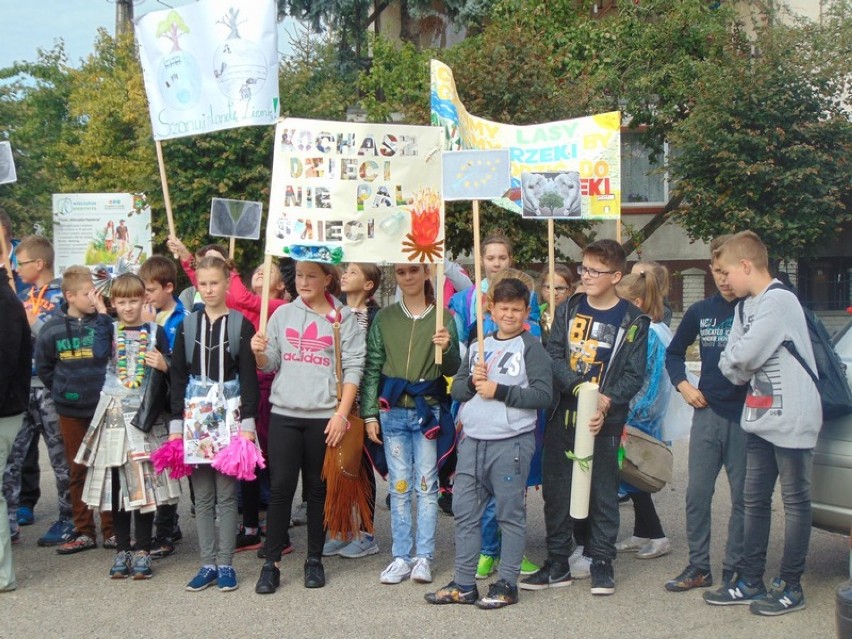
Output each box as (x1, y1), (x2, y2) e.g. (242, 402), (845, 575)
(704, 230), (821, 616)
(426, 278), (552, 609)
(139, 255), (187, 558)
(2, 236), (74, 548)
(522, 239), (648, 596)
(35, 265), (114, 554)
(663, 234), (748, 592)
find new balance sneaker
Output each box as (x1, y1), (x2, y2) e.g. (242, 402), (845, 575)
(569, 546), (591, 580)
(290, 501), (308, 526)
(131, 551), (153, 580)
(186, 566), (218, 592)
(411, 557), (433, 584)
(476, 579), (519, 610)
(636, 537), (671, 560)
(590, 559), (615, 596)
(519, 559), (572, 591)
(615, 535), (650, 553)
(304, 557), (325, 589)
(703, 577), (766, 605)
(102, 536), (118, 550)
(217, 565), (238, 591)
(665, 565), (713, 592)
(476, 554), (498, 580)
(339, 534), (379, 558)
(16, 506), (34, 526)
(235, 527), (262, 553)
(749, 578), (806, 616)
(425, 581), (479, 605)
(380, 558), (412, 584)
(255, 560), (281, 595)
(109, 551), (132, 579)
(520, 556), (540, 576)
(57, 534), (97, 555)
(149, 537), (176, 559)
(323, 535), (351, 557)
(37, 519), (75, 547)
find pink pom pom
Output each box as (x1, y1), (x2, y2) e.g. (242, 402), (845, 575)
(212, 436), (266, 481)
(150, 439), (193, 480)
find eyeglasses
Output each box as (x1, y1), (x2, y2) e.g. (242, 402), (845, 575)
(16, 259), (39, 266)
(577, 265), (616, 278)
(543, 284), (569, 294)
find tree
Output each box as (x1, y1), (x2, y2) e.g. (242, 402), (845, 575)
(156, 10), (191, 52)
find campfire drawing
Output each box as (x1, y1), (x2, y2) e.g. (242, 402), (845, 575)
(401, 188), (443, 262)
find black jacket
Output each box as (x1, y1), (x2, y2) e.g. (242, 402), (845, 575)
(546, 292), (650, 437)
(0, 267), (32, 417)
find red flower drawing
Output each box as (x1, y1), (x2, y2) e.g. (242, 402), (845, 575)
(401, 188), (444, 262)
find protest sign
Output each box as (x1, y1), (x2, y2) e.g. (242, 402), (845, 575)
(265, 118), (445, 264)
(210, 198), (263, 240)
(136, 0), (279, 141)
(52, 193), (152, 274)
(431, 60), (621, 220)
(0, 142), (16, 184)
(442, 149), (511, 201)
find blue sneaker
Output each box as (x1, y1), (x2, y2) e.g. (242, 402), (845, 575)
(131, 551), (153, 580)
(750, 578), (806, 616)
(217, 565), (238, 592)
(186, 566), (218, 592)
(109, 551), (132, 579)
(37, 519), (75, 547)
(703, 577), (766, 605)
(17, 506), (34, 526)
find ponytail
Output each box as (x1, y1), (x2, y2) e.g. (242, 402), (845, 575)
(617, 271), (664, 322)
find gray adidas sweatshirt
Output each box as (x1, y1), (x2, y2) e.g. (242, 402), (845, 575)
(261, 296), (365, 419)
(719, 280), (822, 449)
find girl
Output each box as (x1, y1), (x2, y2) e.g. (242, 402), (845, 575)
(253, 260), (365, 593)
(537, 263), (575, 345)
(632, 260), (672, 326)
(361, 263), (460, 585)
(614, 270), (674, 560)
(169, 256), (259, 592)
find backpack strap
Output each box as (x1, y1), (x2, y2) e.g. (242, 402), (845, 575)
(226, 310), (243, 363)
(183, 310), (199, 365)
(183, 309), (244, 365)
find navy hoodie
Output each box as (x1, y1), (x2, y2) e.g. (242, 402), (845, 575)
(0, 267), (32, 417)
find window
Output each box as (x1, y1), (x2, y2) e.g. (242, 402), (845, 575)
(621, 130), (669, 206)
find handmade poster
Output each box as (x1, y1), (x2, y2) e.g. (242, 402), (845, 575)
(52, 193), (152, 274)
(431, 60), (621, 220)
(265, 118), (445, 264)
(0, 141), (16, 185)
(442, 149), (511, 201)
(136, 0), (279, 141)
(183, 383), (240, 465)
(210, 197), (263, 240)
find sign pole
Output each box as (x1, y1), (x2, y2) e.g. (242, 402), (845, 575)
(548, 219), (556, 325)
(472, 200), (485, 363)
(435, 260), (444, 365)
(228, 236), (236, 260)
(154, 140), (177, 239)
(258, 254), (273, 335)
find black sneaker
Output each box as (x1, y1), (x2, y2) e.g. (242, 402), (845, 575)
(703, 577), (766, 605)
(424, 581), (479, 605)
(519, 559), (572, 591)
(304, 556), (325, 589)
(235, 527), (262, 552)
(590, 559), (615, 596)
(749, 578), (805, 616)
(475, 579), (519, 609)
(255, 560), (281, 595)
(665, 565), (713, 592)
(149, 536), (176, 559)
(437, 493), (454, 516)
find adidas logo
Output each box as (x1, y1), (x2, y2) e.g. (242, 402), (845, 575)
(283, 322), (332, 366)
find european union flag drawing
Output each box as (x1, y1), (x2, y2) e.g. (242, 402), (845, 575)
(442, 149), (511, 201)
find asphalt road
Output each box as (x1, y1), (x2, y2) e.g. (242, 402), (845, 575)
(1, 440), (848, 639)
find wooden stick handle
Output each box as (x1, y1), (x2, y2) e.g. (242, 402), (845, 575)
(472, 200), (485, 364)
(548, 219), (556, 326)
(435, 260), (444, 365)
(154, 140), (176, 239)
(228, 236), (236, 260)
(258, 254), (273, 335)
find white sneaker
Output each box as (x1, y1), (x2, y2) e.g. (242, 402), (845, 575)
(569, 552), (591, 580)
(636, 537), (671, 559)
(339, 534), (379, 559)
(615, 535), (650, 553)
(380, 557), (412, 584)
(411, 557), (433, 584)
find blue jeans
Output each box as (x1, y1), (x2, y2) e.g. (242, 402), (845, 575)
(383, 406), (439, 560)
(480, 498), (500, 557)
(740, 433), (813, 586)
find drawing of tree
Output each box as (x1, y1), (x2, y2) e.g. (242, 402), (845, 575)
(156, 10), (190, 52)
(217, 8), (246, 40)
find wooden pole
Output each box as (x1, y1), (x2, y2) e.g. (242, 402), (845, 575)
(228, 236), (236, 260)
(434, 260), (444, 365)
(616, 218), (622, 244)
(154, 140), (177, 238)
(258, 253), (273, 335)
(548, 219), (556, 325)
(472, 200), (485, 363)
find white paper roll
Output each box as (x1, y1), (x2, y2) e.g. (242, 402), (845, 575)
(569, 382), (599, 520)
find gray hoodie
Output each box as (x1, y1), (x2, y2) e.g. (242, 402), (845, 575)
(260, 296), (365, 419)
(719, 280), (822, 448)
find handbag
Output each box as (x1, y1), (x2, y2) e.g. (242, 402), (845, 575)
(619, 425), (673, 493)
(321, 308), (373, 538)
(130, 366), (169, 433)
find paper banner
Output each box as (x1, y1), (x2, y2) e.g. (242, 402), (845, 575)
(265, 118), (445, 264)
(0, 141), (17, 185)
(209, 198), (262, 240)
(431, 60), (621, 220)
(136, 0), (279, 140)
(442, 149), (511, 201)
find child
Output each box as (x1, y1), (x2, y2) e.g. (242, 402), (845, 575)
(252, 259), (365, 593)
(427, 278), (552, 609)
(538, 263), (575, 344)
(705, 231), (821, 616)
(523, 239), (648, 596)
(35, 265), (114, 554)
(664, 235), (748, 593)
(614, 270), (673, 560)
(169, 256), (259, 592)
(631, 260), (673, 326)
(139, 255), (188, 558)
(322, 262), (383, 559)
(85, 274), (170, 579)
(361, 263), (460, 586)
(3, 235), (74, 548)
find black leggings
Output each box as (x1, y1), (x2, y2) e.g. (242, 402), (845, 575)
(630, 491), (665, 539)
(111, 468), (154, 552)
(265, 414), (327, 561)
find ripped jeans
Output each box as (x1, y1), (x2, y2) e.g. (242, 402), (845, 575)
(382, 406), (439, 561)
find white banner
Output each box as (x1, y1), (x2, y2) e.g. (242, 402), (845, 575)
(136, 0), (279, 140)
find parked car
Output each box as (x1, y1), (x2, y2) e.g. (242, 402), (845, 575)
(812, 319), (852, 535)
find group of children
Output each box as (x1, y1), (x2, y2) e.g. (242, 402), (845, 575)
(0, 216), (821, 617)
